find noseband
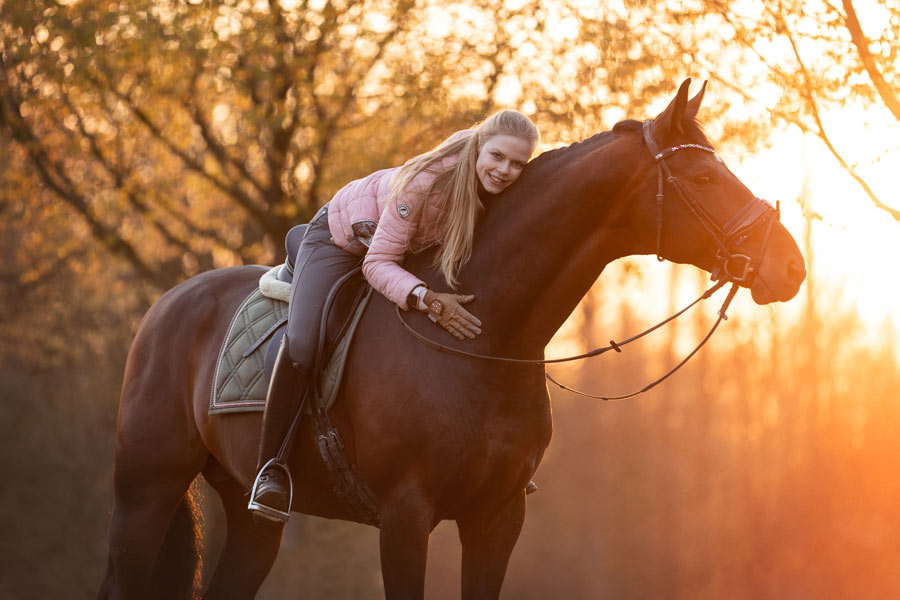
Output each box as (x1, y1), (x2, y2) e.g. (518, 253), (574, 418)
(641, 120), (779, 285)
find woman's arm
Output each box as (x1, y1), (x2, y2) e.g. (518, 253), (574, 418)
(362, 189), (482, 340)
(361, 191), (427, 310)
(362, 129), (475, 306)
(362, 129), (482, 338)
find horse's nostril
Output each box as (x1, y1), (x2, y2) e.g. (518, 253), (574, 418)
(787, 260), (806, 283)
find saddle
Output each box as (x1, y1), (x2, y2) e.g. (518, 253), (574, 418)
(210, 224), (372, 415)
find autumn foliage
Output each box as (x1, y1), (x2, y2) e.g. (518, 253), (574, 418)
(2, 1), (899, 598)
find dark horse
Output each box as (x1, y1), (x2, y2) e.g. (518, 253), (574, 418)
(99, 81), (805, 599)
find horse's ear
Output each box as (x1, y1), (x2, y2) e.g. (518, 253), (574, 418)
(685, 80), (707, 120)
(651, 78), (693, 142)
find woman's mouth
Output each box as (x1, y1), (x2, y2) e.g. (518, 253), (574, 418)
(488, 173), (506, 187)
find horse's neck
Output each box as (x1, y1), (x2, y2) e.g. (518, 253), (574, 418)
(468, 134), (646, 356)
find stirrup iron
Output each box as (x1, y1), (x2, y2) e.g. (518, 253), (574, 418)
(247, 458), (294, 523)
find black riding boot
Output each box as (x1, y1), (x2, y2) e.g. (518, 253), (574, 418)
(248, 338), (311, 522)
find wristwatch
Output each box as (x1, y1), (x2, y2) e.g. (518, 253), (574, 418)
(407, 285), (429, 311)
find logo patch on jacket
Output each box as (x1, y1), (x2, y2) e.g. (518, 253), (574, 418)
(397, 203), (410, 218)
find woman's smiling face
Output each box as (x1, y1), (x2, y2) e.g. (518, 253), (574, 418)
(475, 134), (535, 194)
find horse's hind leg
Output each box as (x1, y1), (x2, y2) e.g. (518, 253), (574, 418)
(456, 492), (526, 600)
(203, 467), (284, 599)
(100, 391), (209, 598)
(101, 459), (206, 599)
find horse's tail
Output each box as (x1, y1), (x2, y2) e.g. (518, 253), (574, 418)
(149, 479), (204, 599)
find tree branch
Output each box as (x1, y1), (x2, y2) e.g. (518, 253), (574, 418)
(711, 73), (900, 222)
(60, 88), (216, 257)
(841, 0), (900, 122)
(777, 5), (900, 221)
(308, 0), (414, 205)
(676, 3), (900, 223)
(0, 86), (168, 286)
(103, 79), (272, 229)
(185, 70), (268, 196)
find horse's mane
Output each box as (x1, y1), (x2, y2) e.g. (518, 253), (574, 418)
(525, 125), (623, 172)
(524, 117), (712, 175)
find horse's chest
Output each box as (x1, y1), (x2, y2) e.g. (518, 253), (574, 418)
(437, 385), (551, 491)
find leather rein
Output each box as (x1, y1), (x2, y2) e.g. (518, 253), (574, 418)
(395, 121), (781, 401)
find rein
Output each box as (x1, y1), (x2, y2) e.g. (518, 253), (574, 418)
(396, 280), (738, 400)
(396, 279), (730, 366)
(395, 121), (780, 401)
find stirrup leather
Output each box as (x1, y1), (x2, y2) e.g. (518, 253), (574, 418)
(247, 458), (294, 523)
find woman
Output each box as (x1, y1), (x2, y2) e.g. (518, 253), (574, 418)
(249, 110), (540, 521)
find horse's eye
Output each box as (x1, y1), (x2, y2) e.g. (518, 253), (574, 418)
(694, 175), (712, 186)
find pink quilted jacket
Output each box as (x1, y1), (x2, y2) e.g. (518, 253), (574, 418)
(327, 130), (473, 309)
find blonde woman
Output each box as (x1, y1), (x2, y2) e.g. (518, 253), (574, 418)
(250, 110), (540, 521)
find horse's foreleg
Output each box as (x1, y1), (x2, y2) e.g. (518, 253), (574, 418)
(203, 470), (284, 599)
(457, 491), (526, 600)
(378, 484), (435, 600)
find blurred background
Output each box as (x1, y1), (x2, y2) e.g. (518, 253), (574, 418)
(2, 0), (899, 598)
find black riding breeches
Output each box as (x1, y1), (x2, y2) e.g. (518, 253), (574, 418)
(285, 204), (362, 368)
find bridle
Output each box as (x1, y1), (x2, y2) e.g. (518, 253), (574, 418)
(641, 119), (780, 285)
(394, 120), (783, 401)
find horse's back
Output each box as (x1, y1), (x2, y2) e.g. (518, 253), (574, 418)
(125, 266), (264, 388)
(141, 265), (264, 329)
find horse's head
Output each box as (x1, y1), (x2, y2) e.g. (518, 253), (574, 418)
(638, 79), (806, 304)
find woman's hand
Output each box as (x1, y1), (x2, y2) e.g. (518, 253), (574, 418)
(425, 291), (482, 340)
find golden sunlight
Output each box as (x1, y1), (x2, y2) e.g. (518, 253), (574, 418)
(736, 105), (900, 332)
(7, 1), (900, 598)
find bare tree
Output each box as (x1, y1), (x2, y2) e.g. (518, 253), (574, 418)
(625, 0), (900, 221)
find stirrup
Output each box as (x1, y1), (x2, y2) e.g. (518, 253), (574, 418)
(247, 458), (294, 523)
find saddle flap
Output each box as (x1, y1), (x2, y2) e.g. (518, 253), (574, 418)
(210, 276), (372, 416)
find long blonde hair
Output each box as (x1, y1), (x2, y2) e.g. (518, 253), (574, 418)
(387, 110), (540, 288)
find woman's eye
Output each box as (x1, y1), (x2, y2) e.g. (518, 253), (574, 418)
(491, 152), (502, 159)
